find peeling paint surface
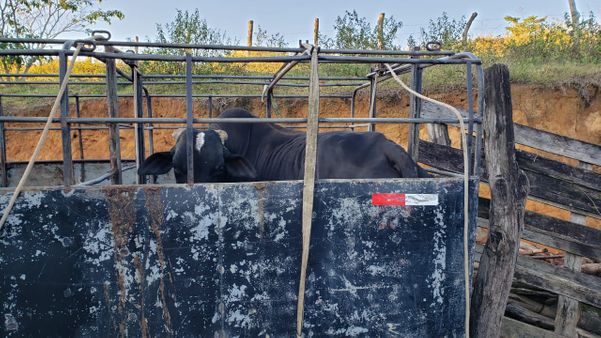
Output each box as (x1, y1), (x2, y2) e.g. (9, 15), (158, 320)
(0, 178), (476, 337)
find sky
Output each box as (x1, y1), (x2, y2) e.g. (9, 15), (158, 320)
(84, 0), (600, 47)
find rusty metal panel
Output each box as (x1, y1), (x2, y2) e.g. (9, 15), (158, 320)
(0, 178), (476, 337)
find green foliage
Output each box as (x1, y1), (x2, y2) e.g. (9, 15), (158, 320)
(330, 10), (403, 49)
(254, 25), (286, 47)
(154, 9), (235, 56)
(412, 12), (466, 49)
(0, 0), (124, 73)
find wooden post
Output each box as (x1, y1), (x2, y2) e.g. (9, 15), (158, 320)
(134, 36), (139, 54)
(247, 20), (254, 47)
(377, 13), (385, 49)
(470, 64), (530, 338)
(313, 17), (319, 46)
(462, 12), (478, 47)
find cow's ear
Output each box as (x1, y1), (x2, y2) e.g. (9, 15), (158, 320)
(138, 152), (174, 175)
(224, 155), (257, 181)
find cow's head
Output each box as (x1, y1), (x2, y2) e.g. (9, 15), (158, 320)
(138, 129), (257, 183)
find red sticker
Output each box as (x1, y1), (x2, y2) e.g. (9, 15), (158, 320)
(372, 193), (406, 206)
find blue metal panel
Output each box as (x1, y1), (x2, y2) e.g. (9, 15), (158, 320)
(0, 178), (476, 337)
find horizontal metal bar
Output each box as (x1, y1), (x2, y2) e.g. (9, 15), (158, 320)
(318, 55), (482, 64)
(0, 73), (109, 78)
(0, 37), (461, 56)
(0, 93), (353, 99)
(0, 80), (363, 87)
(0, 37), (305, 53)
(0, 73), (366, 81)
(0, 49), (313, 62)
(0, 116), (481, 124)
(142, 74), (366, 81)
(319, 48), (455, 56)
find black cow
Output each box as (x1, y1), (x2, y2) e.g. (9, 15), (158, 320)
(139, 108), (430, 182)
(138, 128), (257, 183)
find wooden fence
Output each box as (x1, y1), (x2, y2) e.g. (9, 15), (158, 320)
(418, 90), (601, 337)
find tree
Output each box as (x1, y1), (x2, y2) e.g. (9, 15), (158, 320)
(154, 9), (235, 57)
(0, 0), (124, 73)
(417, 12), (466, 49)
(254, 25), (287, 47)
(332, 10), (403, 50)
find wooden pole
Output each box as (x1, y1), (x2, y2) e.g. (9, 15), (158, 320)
(247, 20), (254, 47)
(134, 36), (139, 54)
(470, 64), (530, 337)
(313, 17), (319, 46)
(377, 13), (385, 49)
(462, 12), (478, 47)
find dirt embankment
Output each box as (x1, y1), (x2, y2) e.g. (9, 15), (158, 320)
(3, 84), (601, 228)
(4, 84), (600, 161)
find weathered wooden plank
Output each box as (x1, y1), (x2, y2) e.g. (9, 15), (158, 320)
(555, 253), (583, 336)
(478, 198), (601, 259)
(506, 301), (555, 330)
(471, 64), (530, 338)
(421, 101), (601, 166)
(419, 141), (601, 215)
(501, 317), (565, 338)
(517, 151), (601, 191)
(476, 216), (601, 261)
(475, 245), (601, 309)
(514, 255), (601, 309)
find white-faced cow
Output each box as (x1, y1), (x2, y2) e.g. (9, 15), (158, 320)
(138, 108), (431, 182)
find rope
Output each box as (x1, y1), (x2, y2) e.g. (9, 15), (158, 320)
(384, 64), (471, 338)
(0, 43), (84, 233)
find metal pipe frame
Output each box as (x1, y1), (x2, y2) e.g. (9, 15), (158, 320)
(132, 66), (146, 184)
(104, 45), (123, 185)
(0, 93), (353, 98)
(0, 73), (366, 81)
(185, 55), (195, 184)
(58, 46), (74, 187)
(74, 95), (86, 182)
(0, 37), (456, 56)
(0, 36), (484, 180)
(0, 96), (7, 187)
(0, 116), (482, 124)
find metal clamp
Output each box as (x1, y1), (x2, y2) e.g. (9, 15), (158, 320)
(91, 30), (111, 41)
(73, 40), (97, 52)
(426, 41), (442, 51)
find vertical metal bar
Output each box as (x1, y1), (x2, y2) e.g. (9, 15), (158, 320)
(145, 93), (157, 184)
(105, 46), (123, 185)
(208, 95), (213, 118)
(367, 74), (377, 131)
(266, 89), (273, 118)
(59, 50), (74, 187)
(74, 95), (85, 183)
(474, 64), (485, 177)
(0, 96), (7, 187)
(466, 61), (474, 176)
(146, 94), (155, 155)
(185, 54), (194, 184)
(408, 63), (423, 161)
(133, 67), (146, 184)
(350, 87), (359, 131)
